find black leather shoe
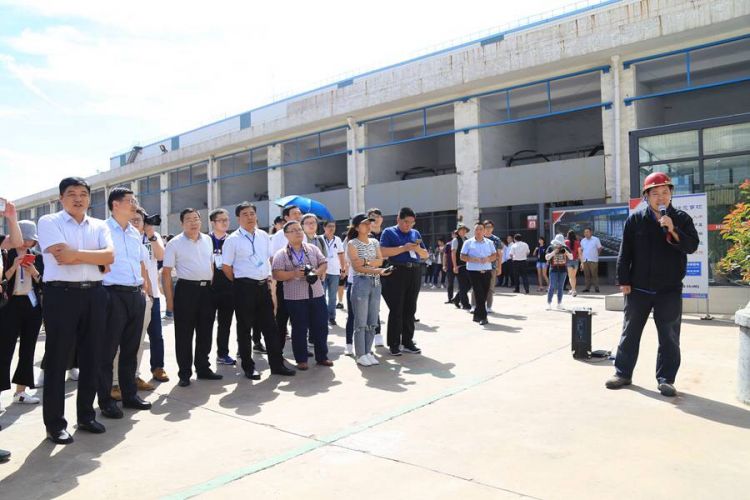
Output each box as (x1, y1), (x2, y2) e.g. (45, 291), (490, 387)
(479, 319), (489, 326)
(196, 371), (223, 380)
(77, 419), (106, 434)
(271, 366), (295, 376)
(178, 379), (191, 387)
(47, 429), (74, 445)
(0, 449), (10, 462)
(100, 403), (124, 419)
(122, 396), (152, 410)
(244, 369), (261, 380)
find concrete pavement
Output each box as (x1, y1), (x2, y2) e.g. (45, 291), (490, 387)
(0, 285), (747, 499)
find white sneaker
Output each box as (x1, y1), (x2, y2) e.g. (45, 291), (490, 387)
(345, 344), (354, 356)
(546, 303), (552, 310)
(367, 353), (380, 365)
(13, 390), (40, 404)
(357, 355), (372, 367)
(556, 303), (565, 310)
(68, 368), (79, 381)
(373, 334), (384, 347)
(36, 369), (45, 387)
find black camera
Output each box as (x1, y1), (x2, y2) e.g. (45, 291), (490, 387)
(303, 264), (318, 285)
(144, 213), (162, 226)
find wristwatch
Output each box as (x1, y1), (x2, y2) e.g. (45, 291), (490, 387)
(148, 235), (158, 242)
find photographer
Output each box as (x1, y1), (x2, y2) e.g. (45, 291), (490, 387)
(272, 221), (332, 370)
(545, 234), (573, 310)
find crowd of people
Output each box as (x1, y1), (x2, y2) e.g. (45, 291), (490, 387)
(0, 171), (698, 460)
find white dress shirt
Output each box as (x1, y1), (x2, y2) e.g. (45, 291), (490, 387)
(509, 241), (530, 261)
(104, 218), (148, 286)
(580, 236), (603, 262)
(38, 210), (113, 283)
(270, 230), (289, 256)
(323, 235), (344, 275)
(221, 226), (272, 280)
(163, 232), (213, 281)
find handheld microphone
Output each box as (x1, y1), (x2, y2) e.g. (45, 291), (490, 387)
(658, 204), (668, 234)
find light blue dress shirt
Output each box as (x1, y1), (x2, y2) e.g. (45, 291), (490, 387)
(103, 217), (148, 286)
(460, 237), (496, 272)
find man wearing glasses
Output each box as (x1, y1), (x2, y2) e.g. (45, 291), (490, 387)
(379, 207), (428, 356)
(208, 209), (236, 366)
(98, 187), (153, 420)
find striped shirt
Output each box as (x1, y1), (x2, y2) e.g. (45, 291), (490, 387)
(348, 237), (380, 284)
(272, 243), (326, 300)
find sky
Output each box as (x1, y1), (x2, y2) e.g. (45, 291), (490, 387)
(0, 0), (585, 202)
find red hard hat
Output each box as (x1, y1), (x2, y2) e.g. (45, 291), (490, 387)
(642, 172), (674, 195)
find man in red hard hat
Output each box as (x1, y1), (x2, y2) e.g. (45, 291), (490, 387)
(606, 172), (699, 397)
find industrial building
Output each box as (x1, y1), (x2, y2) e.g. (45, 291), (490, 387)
(10, 0), (750, 286)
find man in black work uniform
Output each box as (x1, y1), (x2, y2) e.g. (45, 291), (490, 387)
(606, 172), (699, 397)
(208, 208), (236, 366)
(451, 224), (471, 310)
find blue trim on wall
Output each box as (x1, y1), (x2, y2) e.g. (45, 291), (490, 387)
(622, 33), (750, 69)
(240, 112), (252, 130)
(623, 77), (750, 106)
(171, 136), (180, 151)
(111, 0), (623, 160)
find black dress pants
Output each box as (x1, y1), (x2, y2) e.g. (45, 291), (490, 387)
(174, 281), (214, 380)
(210, 287), (235, 358)
(445, 269), (455, 302)
(468, 271), (491, 322)
(42, 284), (107, 432)
(233, 279), (287, 374)
(453, 266), (471, 309)
(275, 283), (290, 346)
(0, 295), (42, 391)
(381, 265), (421, 349)
(512, 260), (529, 293)
(614, 289), (682, 383)
(502, 260), (512, 287)
(98, 287), (146, 406)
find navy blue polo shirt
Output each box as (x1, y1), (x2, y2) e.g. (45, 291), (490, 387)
(380, 225), (426, 264)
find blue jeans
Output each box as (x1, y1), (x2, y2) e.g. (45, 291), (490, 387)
(147, 297), (165, 370)
(345, 282), (354, 345)
(352, 276), (381, 357)
(322, 273), (339, 321)
(547, 269), (566, 304)
(285, 297), (329, 363)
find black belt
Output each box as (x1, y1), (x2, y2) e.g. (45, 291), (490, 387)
(105, 284), (142, 293)
(392, 262), (419, 268)
(45, 281), (102, 289)
(236, 277), (268, 286)
(178, 279), (211, 287)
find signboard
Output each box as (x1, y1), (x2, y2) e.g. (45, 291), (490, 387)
(550, 204), (629, 261)
(527, 215), (538, 229)
(629, 193), (709, 300)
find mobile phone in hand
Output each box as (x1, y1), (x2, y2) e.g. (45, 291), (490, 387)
(21, 254), (36, 266)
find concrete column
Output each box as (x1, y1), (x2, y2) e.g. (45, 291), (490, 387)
(160, 172), (170, 235)
(454, 99), (481, 224)
(347, 120), (366, 214)
(207, 156), (218, 210)
(267, 144), (284, 227)
(736, 306), (750, 405)
(601, 56), (636, 204)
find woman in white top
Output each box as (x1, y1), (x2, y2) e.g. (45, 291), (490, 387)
(346, 213), (392, 367)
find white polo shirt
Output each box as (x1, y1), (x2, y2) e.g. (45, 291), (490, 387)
(163, 232), (213, 281)
(104, 217), (148, 287)
(580, 236), (603, 262)
(322, 234), (344, 275)
(221, 226), (272, 280)
(38, 210), (113, 283)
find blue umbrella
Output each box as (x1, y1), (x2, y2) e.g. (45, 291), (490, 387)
(274, 195), (334, 221)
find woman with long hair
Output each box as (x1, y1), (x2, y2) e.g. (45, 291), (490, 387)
(535, 236), (549, 291)
(347, 213), (391, 367)
(565, 230), (581, 297)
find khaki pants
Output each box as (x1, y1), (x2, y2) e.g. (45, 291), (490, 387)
(582, 261), (599, 289)
(113, 295), (152, 385)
